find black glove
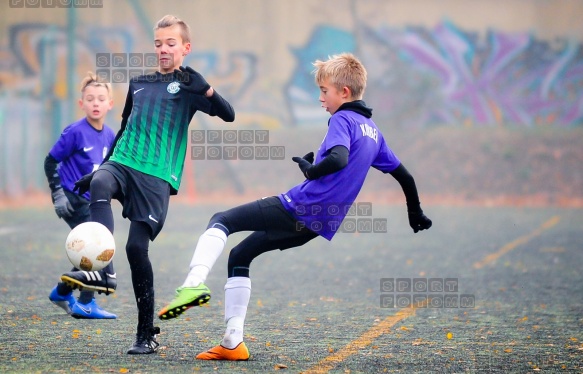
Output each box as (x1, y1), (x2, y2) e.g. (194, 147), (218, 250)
(408, 211), (432, 233)
(292, 155), (314, 180)
(302, 151), (314, 164)
(52, 189), (73, 218)
(73, 171), (95, 196)
(175, 66), (211, 95)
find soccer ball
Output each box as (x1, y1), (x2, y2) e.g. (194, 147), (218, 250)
(65, 222), (116, 272)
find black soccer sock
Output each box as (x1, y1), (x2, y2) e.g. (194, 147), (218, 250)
(78, 290), (95, 304)
(90, 201), (114, 234)
(56, 281), (73, 295)
(126, 221), (155, 332)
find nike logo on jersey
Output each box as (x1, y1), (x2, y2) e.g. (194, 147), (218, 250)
(148, 215), (159, 223)
(134, 88), (144, 94)
(83, 146), (94, 152)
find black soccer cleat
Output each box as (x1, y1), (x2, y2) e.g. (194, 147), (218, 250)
(60, 270), (117, 295)
(127, 327), (161, 355)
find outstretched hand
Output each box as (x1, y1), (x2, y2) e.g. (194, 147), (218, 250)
(292, 152), (315, 180)
(408, 211), (432, 233)
(175, 66), (211, 95)
(73, 171), (95, 196)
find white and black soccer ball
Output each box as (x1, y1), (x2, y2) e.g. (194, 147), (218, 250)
(65, 222), (115, 272)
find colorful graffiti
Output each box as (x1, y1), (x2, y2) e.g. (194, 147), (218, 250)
(285, 20), (583, 128)
(253, 19), (576, 128)
(2, 16), (582, 196)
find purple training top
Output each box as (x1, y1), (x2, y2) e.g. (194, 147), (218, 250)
(49, 117), (115, 200)
(279, 107), (401, 240)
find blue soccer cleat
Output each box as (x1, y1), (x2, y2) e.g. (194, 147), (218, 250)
(49, 286), (76, 315)
(71, 299), (117, 319)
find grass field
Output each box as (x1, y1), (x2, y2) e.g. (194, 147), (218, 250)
(0, 202), (582, 373)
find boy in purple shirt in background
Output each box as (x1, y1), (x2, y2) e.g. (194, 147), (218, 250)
(158, 53), (432, 360)
(44, 72), (116, 319)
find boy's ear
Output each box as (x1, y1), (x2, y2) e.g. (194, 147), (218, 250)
(182, 42), (191, 56)
(342, 86), (351, 98)
(78, 98), (83, 108)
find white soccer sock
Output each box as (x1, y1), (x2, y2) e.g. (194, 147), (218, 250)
(182, 228), (227, 288)
(222, 277), (251, 349)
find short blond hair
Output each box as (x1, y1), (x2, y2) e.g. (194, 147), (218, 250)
(80, 71), (111, 97)
(154, 14), (191, 44)
(313, 53), (367, 99)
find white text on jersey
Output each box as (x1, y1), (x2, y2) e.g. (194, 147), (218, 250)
(359, 123), (378, 143)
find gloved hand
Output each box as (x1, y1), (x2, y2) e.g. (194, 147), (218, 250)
(292, 154), (315, 180)
(73, 171), (95, 196)
(302, 151), (314, 164)
(52, 189), (74, 218)
(175, 66), (211, 95)
(408, 211), (432, 233)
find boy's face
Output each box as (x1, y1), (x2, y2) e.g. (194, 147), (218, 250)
(78, 85), (113, 123)
(154, 24), (191, 74)
(318, 78), (350, 115)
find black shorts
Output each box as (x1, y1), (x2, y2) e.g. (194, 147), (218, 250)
(210, 196), (318, 251)
(100, 161), (170, 240)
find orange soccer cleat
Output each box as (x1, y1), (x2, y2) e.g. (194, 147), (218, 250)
(195, 342), (250, 361)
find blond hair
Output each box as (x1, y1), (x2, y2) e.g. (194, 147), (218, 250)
(154, 14), (191, 44)
(313, 53), (367, 99)
(80, 71), (111, 97)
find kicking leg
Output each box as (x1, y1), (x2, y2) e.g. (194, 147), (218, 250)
(196, 230), (316, 361)
(158, 200), (266, 320)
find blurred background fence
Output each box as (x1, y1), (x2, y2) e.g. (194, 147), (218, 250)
(0, 0), (581, 204)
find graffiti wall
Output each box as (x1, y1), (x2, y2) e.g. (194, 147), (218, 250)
(0, 0), (581, 197)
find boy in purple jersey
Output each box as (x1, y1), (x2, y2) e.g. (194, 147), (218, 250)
(158, 53), (432, 360)
(44, 72), (116, 319)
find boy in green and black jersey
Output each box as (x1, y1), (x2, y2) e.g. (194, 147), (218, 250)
(61, 14), (235, 354)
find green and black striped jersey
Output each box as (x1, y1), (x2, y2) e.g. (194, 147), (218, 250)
(110, 71), (234, 193)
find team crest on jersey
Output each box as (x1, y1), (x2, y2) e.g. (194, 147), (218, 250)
(167, 81), (180, 94)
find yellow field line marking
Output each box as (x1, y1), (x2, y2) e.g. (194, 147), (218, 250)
(302, 306), (419, 374)
(473, 215), (560, 269)
(303, 215), (561, 373)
